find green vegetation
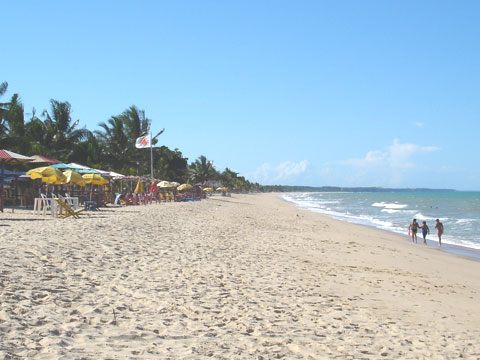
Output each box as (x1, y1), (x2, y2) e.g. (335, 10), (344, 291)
(0, 81), (262, 192)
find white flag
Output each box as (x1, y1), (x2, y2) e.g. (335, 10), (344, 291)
(135, 134), (151, 149)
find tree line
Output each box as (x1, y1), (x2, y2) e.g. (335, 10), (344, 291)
(0, 81), (265, 192)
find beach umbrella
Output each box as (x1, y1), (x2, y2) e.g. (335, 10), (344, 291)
(26, 166), (67, 184)
(134, 179), (144, 194)
(177, 183), (193, 191)
(216, 187), (228, 192)
(203, 187), (214, 192)
(63, 170), (86, 187)
(82, 173), (108, 185)
(158, 181), (174, 188)
(82, 173), (108, 201)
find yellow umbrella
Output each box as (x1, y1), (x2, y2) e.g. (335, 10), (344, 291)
(216, 187), (228, 192)
(27, 166), (67, 184)
(133, 179), (144, 194)
(63, 170), (86, 187)
(82, 173), (108, 185)
(177, 183), (193, 191)
(203, 187), (214, 192)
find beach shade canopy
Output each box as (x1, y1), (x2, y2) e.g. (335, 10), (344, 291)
(30, 155), (61, 164)
(0, 169), (26, 183)
(203, 187), (214, 192)
(177, 183), (193, 191)
(158, 181), (175, 188)
(134, 179), (144, 194)
(51, 163), (71, 170)
(216, 187), (229, 192)
(26, 166), (67, 184)
(67, 163), (100, 174)
(63, 170), (86, 187)
(82, 173), (108, 185)
(0, 149), (34, 164)
(0, 150), (34, 191)
(109, 171), (125, 179)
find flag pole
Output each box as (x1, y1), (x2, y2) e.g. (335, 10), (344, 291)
(150, 131), (153, 181)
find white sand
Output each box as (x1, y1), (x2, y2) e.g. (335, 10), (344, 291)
(1, 193), (479, 359)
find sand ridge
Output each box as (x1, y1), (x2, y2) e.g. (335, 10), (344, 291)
(0, 194), (479, 359)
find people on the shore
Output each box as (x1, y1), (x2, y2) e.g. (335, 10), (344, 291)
(435, 219), (444, 246)
(408, 218), (419, 243)
(420, 221), (430, 245)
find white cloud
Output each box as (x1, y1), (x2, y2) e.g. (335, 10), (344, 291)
(337, 150), (386, 167)
(334, 139), (440, 186)
(388, 138), (440, 169)
(250, 160), (308, 183)
(414, 122), (424, 127)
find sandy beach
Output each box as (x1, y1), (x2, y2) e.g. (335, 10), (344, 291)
(1, 193), (479, 359)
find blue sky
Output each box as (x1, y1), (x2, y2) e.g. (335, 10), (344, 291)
(2, 1), (479, 190)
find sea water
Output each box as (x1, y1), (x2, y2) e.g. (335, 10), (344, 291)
(282, 191), (480, 251)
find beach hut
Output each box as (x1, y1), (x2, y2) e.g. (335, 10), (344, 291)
(0, 150), (34, 212)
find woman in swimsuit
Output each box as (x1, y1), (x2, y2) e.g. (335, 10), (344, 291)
(420, 221), (430, 245)
(435, 219), (444, 246)
(408, 218), (420, 243)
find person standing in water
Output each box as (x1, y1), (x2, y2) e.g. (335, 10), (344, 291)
(408, 219), (420, 243)
(435, 219), (444, 246)
(420, 221), (430, 245)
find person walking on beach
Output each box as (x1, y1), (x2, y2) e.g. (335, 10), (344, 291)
(420, 221), (430, 245)
(435, 219), (444, 246)
(408, 218), (420, 243)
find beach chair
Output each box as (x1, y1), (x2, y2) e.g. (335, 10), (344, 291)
(55, 198), (84, 219)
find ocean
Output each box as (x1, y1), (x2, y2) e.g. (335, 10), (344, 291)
(282, 191), (480, 252)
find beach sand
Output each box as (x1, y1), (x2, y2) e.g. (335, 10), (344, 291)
(1, 193), (479, 359)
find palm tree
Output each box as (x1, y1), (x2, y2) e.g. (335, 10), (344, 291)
(121, 105), (151, 141)
(42, 99), (90, 160)
(220, 167), (239, 189)
(0, 82), (10, 143)
(24, 108), (50, 156)
(0, 94), (28, 153)
(189, 155), (218, 185)
(95, 116), (133, 173)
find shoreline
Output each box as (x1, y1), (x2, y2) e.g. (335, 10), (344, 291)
(280, 193), (480, 262)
